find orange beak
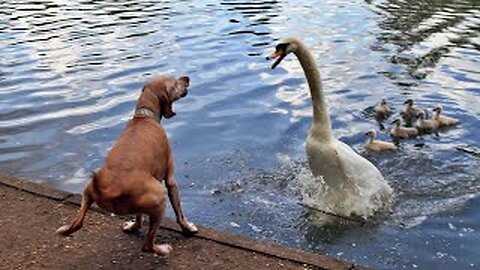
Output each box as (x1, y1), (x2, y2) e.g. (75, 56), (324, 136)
(266, 50), (283, 60)
(266, 50), (286, 69)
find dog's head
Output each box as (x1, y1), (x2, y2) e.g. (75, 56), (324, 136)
(140, 75), (190, 119)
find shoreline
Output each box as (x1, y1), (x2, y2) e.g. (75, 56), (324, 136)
(0, 172), (369, 269)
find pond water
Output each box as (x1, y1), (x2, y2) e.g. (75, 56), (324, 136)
(1, 0), (479, 269)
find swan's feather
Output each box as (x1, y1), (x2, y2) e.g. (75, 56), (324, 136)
(306, 135), (392, 217)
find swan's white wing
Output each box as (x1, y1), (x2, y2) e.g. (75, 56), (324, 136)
(305, 136), (393, 217)
(334, 140), (386, 187)
(332, 140), (393, 216)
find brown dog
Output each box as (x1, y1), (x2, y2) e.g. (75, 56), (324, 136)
(56, 75), (198, 256)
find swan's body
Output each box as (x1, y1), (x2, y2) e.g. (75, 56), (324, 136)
(433, 105), (458, 127)
(365, 129), (397, 152)
(415, 110), (439, 133)
(268, 37), (392, 217)
(374, 99), (390, 121)
(390, 118), (418, 139)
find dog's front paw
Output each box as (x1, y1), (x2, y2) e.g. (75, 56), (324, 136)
(180, 221), (198, 236)
(55, 225), (71, 236)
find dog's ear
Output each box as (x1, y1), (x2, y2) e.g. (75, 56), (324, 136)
(158, 91), (175, 119)
(172, 76), (189, 96)
(177, 76), (190, 86)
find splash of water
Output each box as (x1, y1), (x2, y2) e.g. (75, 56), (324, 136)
(296, 166), (393, 221)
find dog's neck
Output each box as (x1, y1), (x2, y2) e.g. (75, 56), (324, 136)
(134, 107), (160, 122)
(134, 89), (162, 121)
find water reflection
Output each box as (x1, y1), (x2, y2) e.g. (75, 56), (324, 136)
(220, 0), (281, 55)
(371, 0), (480, 84)
(221, 0), (280, 24)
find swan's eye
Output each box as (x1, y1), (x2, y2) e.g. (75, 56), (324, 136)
(275, 43), (288, 53)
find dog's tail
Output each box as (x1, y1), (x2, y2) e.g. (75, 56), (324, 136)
(56, 171), (96, 236)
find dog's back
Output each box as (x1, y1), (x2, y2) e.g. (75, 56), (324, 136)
(105, 118), (170, 177)
(93, 118), (170, 212)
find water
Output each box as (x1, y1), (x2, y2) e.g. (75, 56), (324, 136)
(1, 0), (479, 269)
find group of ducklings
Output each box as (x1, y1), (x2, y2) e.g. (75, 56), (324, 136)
(364, 98), (458, 152)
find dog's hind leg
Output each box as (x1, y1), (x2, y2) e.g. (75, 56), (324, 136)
(56, 181), (94, 236)
(141, 212), (172, 256)
(136, 180), (171, 256)
(140, 186), (171, 256)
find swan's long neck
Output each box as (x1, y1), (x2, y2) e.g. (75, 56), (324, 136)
(294, 44), (332, 139)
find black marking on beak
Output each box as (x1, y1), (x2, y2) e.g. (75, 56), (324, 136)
(266, 43), (288, 69)
(271, 53), (286, 69)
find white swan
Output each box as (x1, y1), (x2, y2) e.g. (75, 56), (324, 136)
(267, 37), (392, 217)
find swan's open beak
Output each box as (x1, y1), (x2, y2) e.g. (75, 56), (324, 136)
(266, 50), (286, 69)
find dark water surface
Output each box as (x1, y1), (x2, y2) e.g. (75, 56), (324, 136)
(1, 0), (479, 269)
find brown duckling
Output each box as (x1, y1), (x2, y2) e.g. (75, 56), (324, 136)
(365, 129), (397, 152)
(415, 110), (439, 133)
(401, 99), (423, 127)
(374, 99), (391, 121)
(433, 105), (458, 127)
(390, 118), (418, 139)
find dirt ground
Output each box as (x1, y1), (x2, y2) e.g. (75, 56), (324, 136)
(0, 183), (325, 270)
(0, 173), (366, 270)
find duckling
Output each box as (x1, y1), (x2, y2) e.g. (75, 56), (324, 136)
(415, 110), (439, 133)
(401, 99), (423, 127)
(390, 118), (418, 139)
(374, 99), (391, 121)
(365, 129), (397, 152)
(433, 105), (458, 127)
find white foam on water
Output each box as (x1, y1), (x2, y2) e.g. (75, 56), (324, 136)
(275, 153), (394, 223)
(295, 166), (393, 222)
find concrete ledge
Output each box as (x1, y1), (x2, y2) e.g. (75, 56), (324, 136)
(0, 173), (71, 201)
(0, 173), (370, 270)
